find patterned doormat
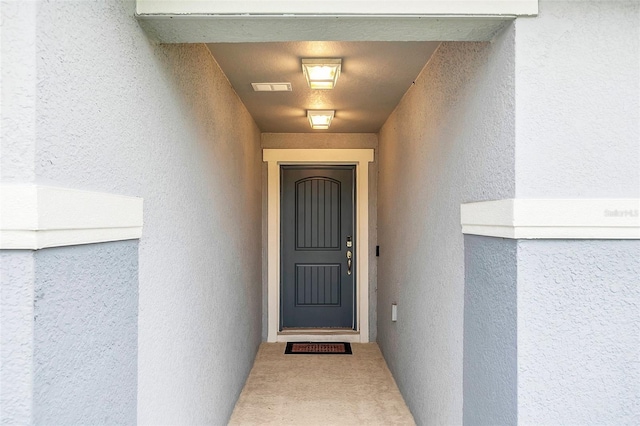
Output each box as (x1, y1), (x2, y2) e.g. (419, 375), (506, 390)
(285, 342), (353, 355)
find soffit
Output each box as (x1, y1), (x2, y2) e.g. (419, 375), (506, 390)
(207, 41), (441, 133)
(136, 1), (532, 134)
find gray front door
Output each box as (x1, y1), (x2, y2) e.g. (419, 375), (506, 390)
(281, 166), (355, 329)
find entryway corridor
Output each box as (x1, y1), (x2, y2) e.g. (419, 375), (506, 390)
(228, 343), (415, 425)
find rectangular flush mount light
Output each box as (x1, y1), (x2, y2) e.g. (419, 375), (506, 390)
(307, 110), (335, 130)
(302, 59), (341, 90)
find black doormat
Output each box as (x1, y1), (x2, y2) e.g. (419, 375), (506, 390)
(285, 342), (352, 355)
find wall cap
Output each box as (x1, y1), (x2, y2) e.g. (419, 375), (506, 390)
(0, 184), (143, 250)
(461, 198), (640, 239)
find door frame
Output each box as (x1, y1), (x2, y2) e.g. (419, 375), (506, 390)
(264, 149), (374, 343)
(280, 165), (356, 330)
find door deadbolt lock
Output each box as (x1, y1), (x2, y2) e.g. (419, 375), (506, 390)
(346, 236), (353, 248)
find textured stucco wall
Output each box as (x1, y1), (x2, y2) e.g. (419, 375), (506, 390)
(0, 0), (36, 182)
(0, 251), (34, 425)
(377, 26), (515, 424)
(463, 235), (517, 425)
(1, 5), (37, 423)
(514, 0), (640, 198)
(511, 2), (640, 423)
(517, 240), (640, 425)
(33, 242), (138, 425)
(261, 133), (378, 341)
(1, 0), (263, 424)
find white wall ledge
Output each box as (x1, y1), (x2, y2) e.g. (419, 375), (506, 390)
(461, 199), (640, 239)
(0, 185), (143, 250)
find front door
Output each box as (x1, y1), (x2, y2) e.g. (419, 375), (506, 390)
(281, 166), (355, 329)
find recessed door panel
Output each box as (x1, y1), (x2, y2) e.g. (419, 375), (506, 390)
(296, 178), (341, 250)
(295, 264), (341, 306)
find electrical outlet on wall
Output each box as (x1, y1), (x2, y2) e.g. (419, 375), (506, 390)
(391, 303), (398, 322)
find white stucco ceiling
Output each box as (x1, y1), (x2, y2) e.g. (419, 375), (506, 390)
(206, 41), (440, 133)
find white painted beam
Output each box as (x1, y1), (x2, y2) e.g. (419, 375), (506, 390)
(136, 1), (537, 43)
(461, 199), (640, 239)
(0, 185), (143, 250)
(137, 0), (538, 16)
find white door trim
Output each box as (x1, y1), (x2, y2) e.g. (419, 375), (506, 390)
(263, 149), (374, 343)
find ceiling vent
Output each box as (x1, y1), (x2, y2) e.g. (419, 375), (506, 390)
(251, 82), (292, 92)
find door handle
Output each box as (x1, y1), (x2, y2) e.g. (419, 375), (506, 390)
(346, 250), (352, 275)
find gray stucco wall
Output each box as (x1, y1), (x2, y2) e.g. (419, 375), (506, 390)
(0, 1), (36, 183)
(517, 240), (640, 425)
(514, 0), (640, 198)
(261, 133), (379, 341)
(0, 251), (34, 425)
(377, 25), (515, 424)
(1, 5), (37, 421)
(510, 2), (640, 424)
(33, 242), (138, 425)
(463, 236), (517, 425)
(1, 0), (263, 424)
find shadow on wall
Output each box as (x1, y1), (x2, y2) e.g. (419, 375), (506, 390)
(376, 27), (516, 425)
(135, 42), (264, 424)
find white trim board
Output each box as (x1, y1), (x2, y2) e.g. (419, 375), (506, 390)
(136, 0), (538, 43)
(137, 1), (538, 16)
(461, 199), (640, 239)
(0, 185), (143, 250)
(263, 149), (375, 343)
(276, 333), (362, 343)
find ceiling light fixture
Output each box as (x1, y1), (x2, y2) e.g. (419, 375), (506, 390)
(301, 59), (342, 90)
(307, 110), (335, 130)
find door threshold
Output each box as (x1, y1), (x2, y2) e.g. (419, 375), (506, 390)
(280, 328), (358, 335)
(276, 329), (361, 343)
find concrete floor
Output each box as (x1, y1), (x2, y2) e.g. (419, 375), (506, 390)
(229, 343), (415, 425)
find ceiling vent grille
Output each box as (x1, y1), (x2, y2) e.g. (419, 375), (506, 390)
(251, 82), (292, 92)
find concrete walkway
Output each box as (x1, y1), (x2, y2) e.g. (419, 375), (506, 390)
(229, 343), (415, 425)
